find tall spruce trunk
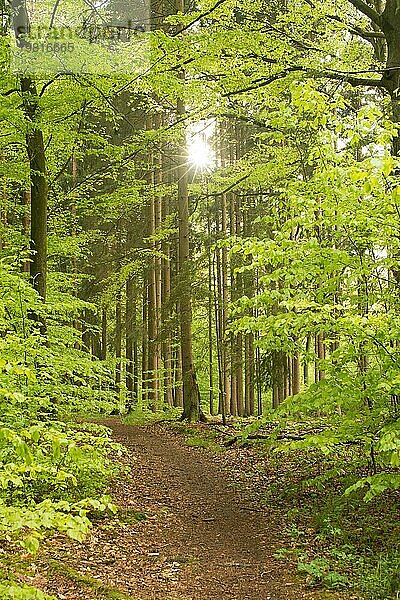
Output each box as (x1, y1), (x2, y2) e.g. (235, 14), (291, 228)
(142, 278), (149, 404)
(176, 90), (201, 421)
(146, 130), (159, 410)
(207, 202), (215, 415)
(101, 308), (107, 360)
(126, 277), (135, 411)
(115, 288), (122, 401)
(161, 192), (174, 407)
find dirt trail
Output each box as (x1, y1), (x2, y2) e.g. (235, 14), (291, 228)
(42, 421), (344, 600)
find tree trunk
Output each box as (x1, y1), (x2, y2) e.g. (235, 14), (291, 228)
(317, 333), (325, 381)
(304, 336), (310, 385)
(176, 89), (202, 421)
(292, 353), (301, 395)
(101, 308), (107, 360)
(381, 1), (400, 155)
(142, 278), (149, 404)
(207, 203), (215, 415)
(12, 2), (47, 330)
(21, 76), (48, 332)
(161, 192), (174, 407)
(146, 132), (159, 410)
(126, 277), (135, 412)
(115, 288), (122, 402)
(21, 189), (30, 273)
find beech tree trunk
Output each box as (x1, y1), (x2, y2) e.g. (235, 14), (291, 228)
(292, 354), (301, 395)
(22, 77), (48, 310)
(13, 2), (48, 332)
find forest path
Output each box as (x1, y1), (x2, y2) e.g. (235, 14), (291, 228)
(42, 421), (345, 600)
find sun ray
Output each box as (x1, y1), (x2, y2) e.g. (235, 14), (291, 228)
(187, 120), (215, 174)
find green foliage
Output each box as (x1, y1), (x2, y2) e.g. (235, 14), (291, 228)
(357, 554), (400, 600)
(0, 264), (120, 596)
(0, 418), (119, 552)
(228, 91), (400, 499)
(184, 433), (223, 452)
(345, 473), (400, 503)
(1, 0), (400, 596)
(0, 422), (121, 501)
(297, 557), (349, 589)
(0, 582), (55, 600)
(171, 424), (224, 452)
(262, 442), (399, 598)
(124, 405), (181, 425)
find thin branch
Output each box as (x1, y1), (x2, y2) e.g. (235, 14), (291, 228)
(49, 0), (61, 28)
(39, 73), (66, 96)
(172, 0), (228, 36)
(223, 67), (304, 97)
(1, 88), (19, 96)
(201, 174), (252, 198)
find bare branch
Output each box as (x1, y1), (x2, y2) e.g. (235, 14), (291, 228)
(49, 0), (61, 28)
(2, 88), (19, 96)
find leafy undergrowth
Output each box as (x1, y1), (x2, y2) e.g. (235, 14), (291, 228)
(180, 421), (399, 599)
(263, 451), (400, 600)
(251, 448), (398, 598)
(0, 419), (121, 598)
(259, 450), (399, 595)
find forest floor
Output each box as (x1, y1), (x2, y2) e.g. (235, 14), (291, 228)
(31, 420), (357, 600)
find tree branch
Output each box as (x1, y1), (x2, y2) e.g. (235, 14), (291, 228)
(223, 66), (387, 97)
(172, 0), (228, 36)
(346, 0), (383, 29)
(312, 69), (387, 88)
(200, 174), (252, 199)
(327, 14), (385, 39)
(223, 67), (304, 97)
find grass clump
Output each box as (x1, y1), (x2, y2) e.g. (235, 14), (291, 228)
(124, 405), (181, 426)
(357, 553), (400, 600)
(170, 423), (224, 453)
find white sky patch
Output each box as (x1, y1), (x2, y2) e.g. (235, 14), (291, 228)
(187, 120), (216, 172)
(336, 137), (348, 151)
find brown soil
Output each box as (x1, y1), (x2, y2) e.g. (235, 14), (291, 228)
(38, 421), (351, 600)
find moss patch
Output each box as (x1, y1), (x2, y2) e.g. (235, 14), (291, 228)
(48, 561), (133, 600)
